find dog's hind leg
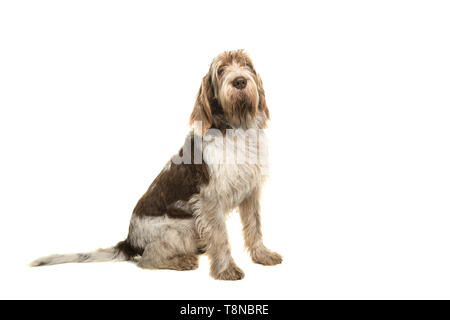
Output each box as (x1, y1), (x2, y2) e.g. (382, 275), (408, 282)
(138, 244), (199, 271)
(136, 218), (200, 271)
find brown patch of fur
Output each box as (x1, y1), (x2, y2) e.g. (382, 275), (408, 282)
(189, 74), (214, 135)
(115, 240), (140, 260)
(255, 73), (270, 127)
(132, 134), (209, 219)
(166, 204), (193, 219)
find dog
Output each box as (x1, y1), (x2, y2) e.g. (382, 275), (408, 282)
(30, 50), (282, 280)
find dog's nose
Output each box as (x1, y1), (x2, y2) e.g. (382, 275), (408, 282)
(232, 77), (247, 89)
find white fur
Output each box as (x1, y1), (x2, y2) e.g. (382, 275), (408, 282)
(128, 215), (197, 252)
(202, 127), (268, 210)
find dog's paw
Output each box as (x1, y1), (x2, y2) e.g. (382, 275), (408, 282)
(212, 263), (245, 281)
(251, 247), (283, 266)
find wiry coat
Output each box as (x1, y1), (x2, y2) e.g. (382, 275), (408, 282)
(30, 50), (282, 280)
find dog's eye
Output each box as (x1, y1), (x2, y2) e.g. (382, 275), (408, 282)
(217, 67), (225, 76)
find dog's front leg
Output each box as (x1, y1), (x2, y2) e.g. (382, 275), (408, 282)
(239, 188), (283, 266)
(195, 200), (245, 280)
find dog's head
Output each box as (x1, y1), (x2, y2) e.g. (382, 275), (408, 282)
(190, 50), (269, 134)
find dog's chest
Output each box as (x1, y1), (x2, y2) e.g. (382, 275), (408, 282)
(202, 130), (268, 208)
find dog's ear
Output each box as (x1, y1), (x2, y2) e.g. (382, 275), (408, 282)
(256, 73), (270, 127)
(190, 71), (214, 135)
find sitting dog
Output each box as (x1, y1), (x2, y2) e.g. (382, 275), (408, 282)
(30, 50), (282, 280)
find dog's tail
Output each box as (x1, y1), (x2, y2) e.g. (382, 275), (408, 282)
(29, 240), (138, 267)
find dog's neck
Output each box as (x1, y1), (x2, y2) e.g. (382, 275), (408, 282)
(210, 102), (266, 132)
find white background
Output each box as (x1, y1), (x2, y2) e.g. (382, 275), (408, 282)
(1, 0), (450, 299)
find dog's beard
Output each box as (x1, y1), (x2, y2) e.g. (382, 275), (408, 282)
(234, 95), (256, 123)
(220, 87), (259, 128)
